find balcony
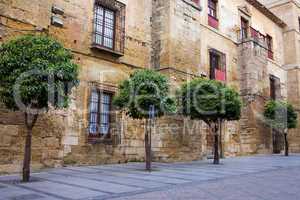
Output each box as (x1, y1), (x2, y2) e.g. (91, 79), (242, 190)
(268, 50), (274, 60)
(237, 27), (269, 59)
(238, 27), (266, 46)
(215, 69), (226, 82)
(208, 15), (219, 29)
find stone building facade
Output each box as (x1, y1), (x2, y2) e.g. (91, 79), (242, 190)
(0, 0), (299, 174)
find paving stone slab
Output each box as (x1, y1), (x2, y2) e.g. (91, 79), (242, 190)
(20, 181), (106, 199)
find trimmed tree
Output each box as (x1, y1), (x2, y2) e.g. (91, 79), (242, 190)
(113, 69), (176, 171)
(178, 78), (242, 164)
(264, 100), (298, 156)
(0, 35), (79, 181)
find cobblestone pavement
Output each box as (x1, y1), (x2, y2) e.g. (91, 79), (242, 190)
(1, 155), (300, 200)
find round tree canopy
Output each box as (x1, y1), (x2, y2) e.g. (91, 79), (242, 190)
(264, 100), (298, 131)
(0, 34), (79, 112)
(113, 69), (176, 119)
(178, 78), (241, 123)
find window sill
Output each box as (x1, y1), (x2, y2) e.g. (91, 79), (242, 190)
(88, 135), (113, 145)
(91, 43), (124, 57)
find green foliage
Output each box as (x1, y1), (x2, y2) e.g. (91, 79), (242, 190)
(0, 34), (79, 111)
(264, 100), (298, 131)
(178, 78), (242, 123)
(113, 69), (176, 119)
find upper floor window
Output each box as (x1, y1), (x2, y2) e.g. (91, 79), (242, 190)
(94, 5), (115, 49)
(208, 0), (218, 29)
(208, 0), (217, 18)
(266, 34), (273, 60)
(92, 0), (125, 56)
(241, 17), (249, 40)
(192, 0), (200, 4)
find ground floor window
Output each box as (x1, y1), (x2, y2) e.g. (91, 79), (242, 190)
(89, 90), (112, 136)
(209, 49), (226, 81)
(269, 75), (280, 100)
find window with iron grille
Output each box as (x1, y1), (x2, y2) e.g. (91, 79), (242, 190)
(241, 17), (249, 40)
(208, 0), (217, 18)
(92, 0), (125, 55)
(94, 6), (115, 49)
(89, 90), (113, 136)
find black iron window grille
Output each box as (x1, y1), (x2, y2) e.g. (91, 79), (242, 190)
(92, 0), (125, 55)
(89, 90), (113, 136)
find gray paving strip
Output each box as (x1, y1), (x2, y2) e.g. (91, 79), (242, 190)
(35, 173), (144, 194)
(54, 171), (168, 189)
(111, 172), (190, 184)
(90, 165), (235, 179)
(56, 168), (183, 185)
(99, 162), (259, 175)
(34, 176), (115, 195)
(87, 167), (195, 183)
(83, 166), (201, 181)
(152, 162), (268, 172)
(0, 184), (45, 200)
(4, 183), (72, 200)
(172, 166), (274, 175)
(37, 171), (154, 189)
(8, 193), (45, 200)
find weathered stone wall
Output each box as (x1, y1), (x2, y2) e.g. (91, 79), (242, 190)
(0, 109), (65, 174)
(0, 0), (205, 174)
(264, 0), (300, 153)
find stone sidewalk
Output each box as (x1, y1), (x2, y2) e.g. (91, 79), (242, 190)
(1, 155), (300, 200)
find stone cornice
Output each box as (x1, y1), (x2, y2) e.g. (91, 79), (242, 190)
(264, 0), (300, 9)
(246, 0), (287, 28)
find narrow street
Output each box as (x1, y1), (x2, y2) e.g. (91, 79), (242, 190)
(1, 155), (300, 200)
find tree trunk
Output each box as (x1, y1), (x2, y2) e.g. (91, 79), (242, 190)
(213, 123), (220, 165)
(145, 119), (151, 171)
(284, 133), (289, 157)
(219, 120), (224, 159)
(23, 126), (32, 182)
(23, 113), (38, 182)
